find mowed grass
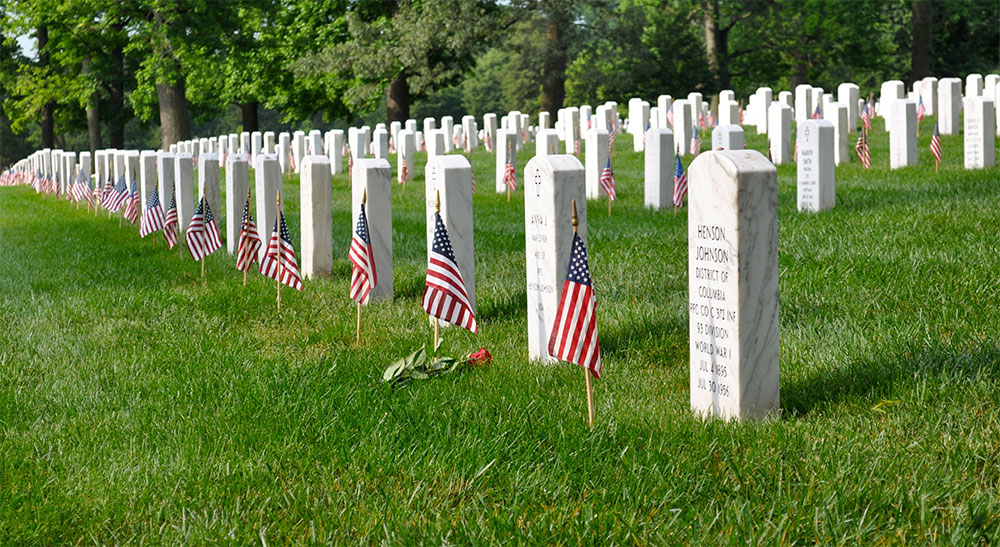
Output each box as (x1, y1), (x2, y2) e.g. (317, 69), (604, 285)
(1, 118), (999, 543)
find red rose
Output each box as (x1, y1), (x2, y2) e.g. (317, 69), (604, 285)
(467, 348), (492, 367)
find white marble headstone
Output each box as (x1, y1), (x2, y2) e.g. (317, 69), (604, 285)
(352, 159), (393, 301)
(768, 103), (792, 165)
(300, 155), (333, 278)
(278, 132), (291, 173)
(711, 125), (744, 150)
(495, 129), (518, 193)
(938, 78), (962, 135)
(198, 153), (221, 231)
(585, 128), (610, 200)
(254, 154), (283, 261)
(225, 154), (249, 254)
(964, 96), (996, 169)
(888, 100), (917, 169)
(425, 155), (476, 315)
(643, 128), (675, 210)
(173, 153), (195, 231)
(796, 119), (835, 212)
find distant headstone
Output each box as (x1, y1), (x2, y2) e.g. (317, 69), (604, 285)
(198, 153), (221, 230)
(688, 150), (779, 421)
(964, 96), (996, 169)
(584, 128), (610, 200)
(712, 124), (745, 150)
(921, 76), (939, 115)
(483, 114), (498, 151)
(174, 153), (195, 231)
(796, 119), (835, 212)
(838, 83), (860, 133)
(563, 107), (580, 154)
(719, 101), (739, 126)
(307, 130), (321, 156)
(263, 131), (275, 155)
(778, 91), (793, 110)
(823, 103), (850, 165)
(225, 154), (249, 254)
(254, 154), (283, 261)
(754, 87), (772, 134)
(405, 119), (418, 134)
(462, 115), (478, 150)
(372, 129), (389, 159)
(672, 99), (694, 157)
(536, 129), (561, 156)
(643, 128), (675, 210)
(292, 131), (306, 172)
(352, 159), (393, 301)
(157, 152), (175, 206)
(629, 98), (650, 151)
(495, 129), (518, 193)
(719, 90), (735, 104)
(888, 100), (918, 169)
(299, 155), (333, 278)
(938, 78), (962, 135)
(795, 84), (813, 124)
(426, 129), (446, 157)
(965, 73), (984, 97)
(397, 129), (415, 183)
(251, 132), (263, 163)
(325, 130), (345, 174)
(79, 152), (92, 180)
(539, 111), (551, 130)
(657, 95), (672, 128)
(240, 132), (250, 155)
(139, 151), (157, 211)
(278, 132), (290, 173)
(768, 103), (793, 165)
(524, 154), (587, 362)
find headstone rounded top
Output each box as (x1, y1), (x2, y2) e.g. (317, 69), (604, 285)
(690, 149), (775, 178)
(428, 154), (472, 170)
(526, 153), (584, 174)
(302, 155), (331, 168)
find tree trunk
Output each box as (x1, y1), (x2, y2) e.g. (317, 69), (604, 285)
(910, 0), (932, 84)
(240, 101), (259, 132)
(83, 57), (102, 156)
(703, 0), (730, 91)
(108, 42), (126, 148)
(540, 15), (567, 117)
(157, 79), (191, 149)
(37, 26), (55, 148)
(386, 73), (409, 123)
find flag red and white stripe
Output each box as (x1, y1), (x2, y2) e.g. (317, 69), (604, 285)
(930, 122), (943, 165)
(260, 211), (303, 291)
(236, 195), (261, 272)
(139, 187), (166, 237)
(422, 213), (477, 333)
(548, 231), (601, 378)
(349, 202), (377, 304)
(673, 156), (688, 207)
(855, 130), (872, 169)
(163, 191), (179, 248)
(185, 197), (223, 261)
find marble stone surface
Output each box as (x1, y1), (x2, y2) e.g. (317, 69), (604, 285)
(251, 132), (263, 164)
(938, 78), (962, 135)
(536, 129), (561, 156)
(563, 107), (580, 154)
(794, 84), (812, 125)
(585, 128), (610, 200)
(778, 91), (794, 110)
(964, 97), (996, 169)
(629, 99), (650, 151)
(307, 130), (321, 156)
(768, 103), (793, 165)
(712, 124), (745, 150)
(372, 129), (389, 159)
(390, 121), (402, 147)
(838, 83), (860, 133)
(921, 76), (939, 116)
(278, 132), (291, 173)
(796, 119), (835, 212)
(462, 115), (478, 151)
(240, 132), (250, 155)
(673, 99), (693, 157)
(524, 154), (587, 362)
(405, 119), (418, 134)
(719, 90), (734, 104)
(352, 159), (393, 301)
(888, 99), (918, 169)
(397, 130), (415, 183)
(644, 128), (675, 210)
(719, 101), (739, 127)
(225, 154), (249, 254)
(495, 129), (518, 193)
(754, 87), (772, 135)
(174, 153), (195, 231)
(688, 149), (779, 421)
(966, 73), (984, 97)
(483, 114), (497, 151)
(300, 155), (333, 278)
(427, 129), (446, 157)
(579, 105), (593, 136)
(425, 155), (476, 316)
(824, 103), (850, 165)
(441, 116), (455, 152)
(79, 152), (92, 180)
(198, 154), (221, 233)
(125, 151), (140, 192)
(139, 151), (157, 213)
(157, 152), (175, 207)
(538, 111), (551, 130)
(263, 131), (275, 155)
(326, 130), (344, 175)
(254, 154), (283, 261)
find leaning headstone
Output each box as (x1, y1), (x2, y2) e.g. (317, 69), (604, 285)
(425, 155), (476, 314)
(938, 78), (962, 135)
(644, 128), (675, 210)
(174, 153), (195, 231)
(796, 119), (835, 212)
(254, 154), (283, 261)
(712, 124), (745, 150)
(225, 154), (249, 254)
(964, 96), (996, 169)
(823, 102), (850, 165)
(768, 103), (793, 165)
(352, 159), (393, 301)
(585, 128), (610, 200)
(888, 100), (918, 169)
(524, 154), (587, 362)
(688, 149), (779, 420)
(198, 153), (221, 231)
(299, 155), (333, 278)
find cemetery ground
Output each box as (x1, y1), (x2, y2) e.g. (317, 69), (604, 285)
(1, 124), (999, 543)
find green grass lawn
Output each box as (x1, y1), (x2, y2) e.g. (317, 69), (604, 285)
(1, 118), (999, 543)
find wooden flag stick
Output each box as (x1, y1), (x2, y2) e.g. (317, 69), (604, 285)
(607, 196), (611, 217)
(201, 258), (205, 278)
(432, 190), (442, 349)
(276, 189), (283, 312)
(507, 186), (510, 202)
(572, 199), (596, 428)
(356, 302), (362, 344)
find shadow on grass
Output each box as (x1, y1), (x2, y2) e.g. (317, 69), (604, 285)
(477, 289), (527, 323)
(781, 340), (1000, 417)
(600, 313), (685, 363)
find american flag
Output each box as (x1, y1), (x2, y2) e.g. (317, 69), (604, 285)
(260, 211), (303, 291)
(573, 136), (581, 156)
(698, 110), (706, 129)
(929, 122), (942, 165)
(100, 174), (113, 206)
(707, 110), (715, 128)
(503, 142), (517, 191)
(667, 104), (674, 126)
(163, 191), (179, 249)
(236, 194), (261, 272)
(916, 97), (926, 122)
(185, 197), (223, 261)
(422, 212), (477, 333)
(288, 149), (296, 172)
(861, 102), (872, 131)
(673, 156), (688, 207)
(398, 158), (409, 185)
(690, 125), (701, 155)
(348, 200), (377, 304)
(738, 105), (745, 124)
(608, 127), (617, 152)
(123, 178), (140, 224)
(484, 131), (492, 152)
(599, 157), (616, 201)
(70, 170), (94, 207)
(105, 175), (129, 212)
(139, 187), (165, 237)
(811, 105), (822, 119)
(855, 130), (871, 169)
(547, 231), (600, 378)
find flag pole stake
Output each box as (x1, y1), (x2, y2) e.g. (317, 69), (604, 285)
(572, 199), (595, 429)
(276, 189), (283, 312)
(356, 302), (362, 344)
(607, 196), (611, 217)
(201, 259), (205, 278)
(432, 190), (442, 349)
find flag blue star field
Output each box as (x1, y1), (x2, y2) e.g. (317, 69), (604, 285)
(139, 187), (165, 237)
(422, 212), (477, 332)
(163, 191), (179, 249)
(548, 232), (601, 378)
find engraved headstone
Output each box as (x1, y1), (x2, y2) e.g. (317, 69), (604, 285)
(425, 155), (476, 314)
(525, 154), (587, 362)
(711, 124), (745, 150)
(964, 96), (996, 169)
(688, 150), (779, 420)
(796, 119), (835, 212)
(352, 159), (393, 301)
(644, 128), (675, 210)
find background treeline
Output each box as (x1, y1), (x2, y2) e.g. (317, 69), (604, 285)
(0, 0), (996, 165)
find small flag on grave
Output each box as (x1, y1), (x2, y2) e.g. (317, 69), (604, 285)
(139, 187), (166, 237)
(236, 190), (262, 274)
(673, 156), (688, 208)
(185, 196), (222, 261)
(163, 191), (179, 249)
(855, 129), (872, 169)
(930, 122), (942, 171)
(422, 194), (477, 334)
(260, 204), (303, 292)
